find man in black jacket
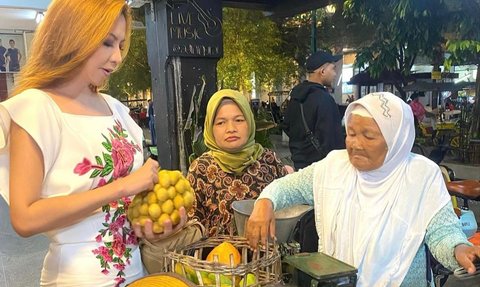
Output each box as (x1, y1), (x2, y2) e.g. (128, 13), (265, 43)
(283, 50), (345, 170)
(283, 50), (345, 287)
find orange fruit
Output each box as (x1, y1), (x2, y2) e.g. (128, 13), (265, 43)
(206, 242), (241, 267)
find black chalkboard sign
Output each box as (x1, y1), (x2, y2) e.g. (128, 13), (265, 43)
(166, 0), (223, 58)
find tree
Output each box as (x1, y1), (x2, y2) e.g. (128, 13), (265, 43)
(443, 0), (480, 138)
(344, 0), (449, 100)
(277, 2), (373, 75)
(107, 28), (151, 101)
(218, 8), (297, 91)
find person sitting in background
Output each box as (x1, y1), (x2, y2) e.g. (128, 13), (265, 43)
(444, 91), (459, 111)
(187, 89), (293, 237)
(246, 92), (480, 286)
(409, 91), (437, 127)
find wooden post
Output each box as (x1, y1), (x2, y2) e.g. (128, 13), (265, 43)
(146, 0), (222, 171)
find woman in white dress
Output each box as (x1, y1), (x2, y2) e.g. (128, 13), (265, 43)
(0, 0), (185, 286)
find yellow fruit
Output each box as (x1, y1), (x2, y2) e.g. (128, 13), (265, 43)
(152, 222), (164, 233)
(155, 187), (169, 202)
(139, 203), (149, 216)
(173, 194), (185, 209)
(148, 203), (161, 219)
(153, 184), (161, 193)
(175, 178), (188, 194)
(169, 170), (182, 185)
(167, 186), (177, 199)
(199, 271), (213, 285)
(132, 206), (140, 218)
(138, 216), (149, 227)
(239, 273), (257, 286)
(158, 213), (171, 227)
(207, 273), (235, 286)
(131, 218), (140, 226)
(206, 242), (241, 267)
(184, 264), (198, 284)
(159, 174), (171, 188)
(146, 192), (157, 204)
(162, 199), (174, 215)
(132, 196), (143, 205)
(128, 169), (191, 234)
(170, 210), (180, 225)
(127, 207), (134, 220)
(174, 262), (186, 276)
(183, 191), (194, 210)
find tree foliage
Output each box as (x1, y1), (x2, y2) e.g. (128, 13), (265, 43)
(107, 29), (151, 101)
(443, 0), (480, 138)
(277, 2), (372, 75)
(345, 0), (448, 99)
(217, 8), (297, 91)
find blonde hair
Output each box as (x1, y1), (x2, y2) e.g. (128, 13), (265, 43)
(13, 0), (131, 96)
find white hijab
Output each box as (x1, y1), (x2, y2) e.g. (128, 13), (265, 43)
(313, 92), (451, 286)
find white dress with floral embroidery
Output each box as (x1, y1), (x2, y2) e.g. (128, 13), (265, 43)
(0, 89), (145, 287)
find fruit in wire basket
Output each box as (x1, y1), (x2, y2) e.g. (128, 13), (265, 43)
(127, 169), (194, 233)
(206, 242), (242, 267)
(174, 263), (199, 284)
(239, 273), (257, 286)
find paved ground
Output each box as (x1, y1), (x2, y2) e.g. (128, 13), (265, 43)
(1, 131), (479, 286)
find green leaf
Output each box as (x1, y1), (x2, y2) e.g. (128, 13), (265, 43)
(102, 142), (112, 152)
(100, 165), (113, 177)
(103, 152), (113, 167)
(90, 169), (101, 178)
(95, 156), (103, 165)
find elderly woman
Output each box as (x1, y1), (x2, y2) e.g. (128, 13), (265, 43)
(187, 89), (292, 236)
(246, 92), (480, 286)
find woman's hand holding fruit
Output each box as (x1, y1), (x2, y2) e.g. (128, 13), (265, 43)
(127, 169), (195, 241)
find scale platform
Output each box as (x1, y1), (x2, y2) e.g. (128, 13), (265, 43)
(283, 252), (358, 286)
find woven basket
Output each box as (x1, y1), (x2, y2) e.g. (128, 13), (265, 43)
(164, 235), (281, 286)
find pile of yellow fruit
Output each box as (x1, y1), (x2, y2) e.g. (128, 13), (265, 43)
(127, 169), (195, 233)
(174, 241), (257, 286)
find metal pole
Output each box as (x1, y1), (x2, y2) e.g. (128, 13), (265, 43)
(310, 9), (317, 53)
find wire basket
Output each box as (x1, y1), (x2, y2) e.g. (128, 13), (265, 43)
(163, 235), (281, 286)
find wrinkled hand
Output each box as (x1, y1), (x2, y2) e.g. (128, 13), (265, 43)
(454, 244), (480, 274)
(119, 158), (159, 197)
(133, 206), (187, 242)
(284, 165), (295, 174)
(245, 199), (275, 250)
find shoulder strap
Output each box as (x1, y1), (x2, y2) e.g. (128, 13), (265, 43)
(299, 103), (310, 135)
(299, 103), (326, 157)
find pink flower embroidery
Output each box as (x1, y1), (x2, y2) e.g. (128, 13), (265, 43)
(111, 137), (136, 179)
(113, 263), (125, 271)
(97, 178), (107, 187)
(74, 119), (141, 284)
(114, 277), (126, 287)
(74, 158), (92, 175)
(112, 235), (126, 257)
(109, 201), (118, 209)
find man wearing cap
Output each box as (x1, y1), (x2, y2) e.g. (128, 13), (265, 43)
(282, 50), (345, 170)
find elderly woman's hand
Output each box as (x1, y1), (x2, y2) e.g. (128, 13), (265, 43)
(132, 206), (187, 242)
(454, 244), (480, 274)
(246, 199), (275, 250)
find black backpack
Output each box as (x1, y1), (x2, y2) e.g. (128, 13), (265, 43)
(293, 209), (319, 253)
(293, 209), (319, 287)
